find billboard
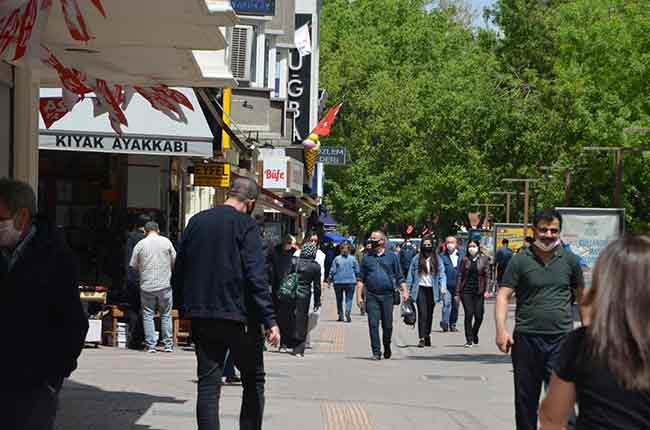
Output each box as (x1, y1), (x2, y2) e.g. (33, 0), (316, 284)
(494, 224), (535, 254)
(556, 207), (625, 289)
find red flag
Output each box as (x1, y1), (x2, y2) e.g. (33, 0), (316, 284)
(13, 0), (37, 61)
(40, 97), (70, 128)
(312, 103), (342, 136)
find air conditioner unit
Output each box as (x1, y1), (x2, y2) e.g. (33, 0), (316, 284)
(230, 25), (254, 82)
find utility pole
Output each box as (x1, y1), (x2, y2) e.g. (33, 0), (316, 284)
(539, 166), (590, 206)
(502, 179), (540, 241)
(472, 203), (505, 227)
(489, 191), (524, 223)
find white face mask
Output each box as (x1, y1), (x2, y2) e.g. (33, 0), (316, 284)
(468, 247), (479, 256)
(534, 239), (560, 253)
(0, 219), (22, 249)
(446, 243), (456, 253)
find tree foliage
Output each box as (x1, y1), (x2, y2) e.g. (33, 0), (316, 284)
(320, 0), (650, 235)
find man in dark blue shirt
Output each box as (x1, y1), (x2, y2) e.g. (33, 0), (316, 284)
(357, 230), (409, 360)
(495, 238), (514, 288)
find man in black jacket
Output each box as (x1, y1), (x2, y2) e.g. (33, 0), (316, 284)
(0, 178), (88, 430)
(172, 177), (280, 430)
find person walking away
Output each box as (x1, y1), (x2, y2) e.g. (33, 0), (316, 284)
(441, 235), (463, 332)
(125, 215), (148, 349)
(130, 221), (177, 353)
(456, 240), (490, 348)
(496, 208), (584, 430)
(294, 233), (325, 347)
(399, 235), (417, 283)
(495, 238), (513, 289)
(357, 230), (409, 360)
(0, 178), (88, 430)
(287, 242), (321, 357)
(171, 177), (280, 430)
(327, 240), (360, 322)
(539, 234), (650, 429)
(270, 235), (297, 351)
(406, 236), (446, 347)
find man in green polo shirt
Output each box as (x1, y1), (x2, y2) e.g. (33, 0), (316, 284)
(495, 208), (584, 430)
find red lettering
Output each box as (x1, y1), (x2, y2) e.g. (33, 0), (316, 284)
(265, 169), (285, 181)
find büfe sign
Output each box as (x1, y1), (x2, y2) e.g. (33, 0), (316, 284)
(263, 158), (287, 189)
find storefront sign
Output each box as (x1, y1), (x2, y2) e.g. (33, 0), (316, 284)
(289, 14), (312, 144)
(556, 208), (625, 289)
(494, 224), (534, 254)
(317, 146), (347, 165)
(288, 158), (304, 192)
(39, 132), (213, 158)
(231, 0), (275, 16)
(263, 158), (287, 189)
(193, 162), (231, 188)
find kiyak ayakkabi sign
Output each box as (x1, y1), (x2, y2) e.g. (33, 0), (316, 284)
(556, 207), (625, 289)
(39, 131), (213, 158)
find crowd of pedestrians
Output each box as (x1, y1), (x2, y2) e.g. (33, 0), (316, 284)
(2, 176), (649, 430)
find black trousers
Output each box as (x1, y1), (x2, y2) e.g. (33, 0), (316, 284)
(1, 379), (62, 430)
(461, 292), (484, 344)
(511, 332), (576, 430)
(288, 290), (312, 354)
(126, 280), (144, 348)
(192, 319), (266, 430)
(416, 287), (435, 339)
(365, 291), (394, 356)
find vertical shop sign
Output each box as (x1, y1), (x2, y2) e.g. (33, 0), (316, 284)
(288, 14), (312, 144)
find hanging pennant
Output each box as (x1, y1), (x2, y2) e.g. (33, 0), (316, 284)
(40, 97), (70, 128)
(0, 9), (20, 58)
(60, 0), (91, 41)
(12, 0), (37, 60)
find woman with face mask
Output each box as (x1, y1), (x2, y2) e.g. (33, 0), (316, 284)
(455, 240), (490, 348)
(406, 236), (447, 348)
(327, 241), (361, 322)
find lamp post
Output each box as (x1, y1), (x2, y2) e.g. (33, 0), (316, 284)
(502, 178), (540, 241)
(489, 191), (524, 223)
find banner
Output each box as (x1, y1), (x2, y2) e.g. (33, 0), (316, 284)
(262, 158), (287, 189)
(556, 208), (625, 289)
(494, 224), (535, 254)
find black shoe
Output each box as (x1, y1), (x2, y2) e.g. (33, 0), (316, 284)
(473, 335), (479, 345)
(383, 346), (392, 359)
(372, 354), (382, 361)
(440, 322), (449, 332)
(424, 336), (431, 347)
(224, 376), (241, 385)
(450, 325), (458, 332)
(346, 314), (352, 323)
(417, 339), (426, 348)
(337, 316), (344, 322)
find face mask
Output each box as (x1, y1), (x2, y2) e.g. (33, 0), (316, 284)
(422, 245), (433, 253)
(446, 243), (456, 253)
(370, 239), (381, 249)
(0, 219), (22, 249)
(468, 247), (479, 256)
(534, 239), (560, 252)
(246, 201), (256, 216)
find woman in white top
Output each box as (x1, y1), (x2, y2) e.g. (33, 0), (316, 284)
(406, 236), (447, 348)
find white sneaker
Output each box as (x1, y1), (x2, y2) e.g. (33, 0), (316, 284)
(164, 346), (173, 353)
(147, 348), (157, 353)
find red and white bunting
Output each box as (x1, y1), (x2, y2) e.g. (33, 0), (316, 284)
(39, 97), (69, 128)
(0, 8), (20, 57)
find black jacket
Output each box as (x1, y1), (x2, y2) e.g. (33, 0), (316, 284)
(0, 215), (88, 390)
(172, 205), (276, 329)
(269, 244), (296, 296)
(297, 258), (322, 308)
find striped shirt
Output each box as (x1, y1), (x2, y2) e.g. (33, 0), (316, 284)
(130, 233), (176, 292)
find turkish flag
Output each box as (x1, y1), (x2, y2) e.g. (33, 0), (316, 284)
(312, 103), (342, 136)
(40, 97), (69, 128)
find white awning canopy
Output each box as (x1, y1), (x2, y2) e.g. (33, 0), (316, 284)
(39, 87), (214, 158)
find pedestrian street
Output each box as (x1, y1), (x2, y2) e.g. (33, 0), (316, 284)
(56, 291), (517, 430)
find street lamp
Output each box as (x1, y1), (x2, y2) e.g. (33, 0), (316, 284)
(502, 178), (540, 241)
(489, 191), (524, 223)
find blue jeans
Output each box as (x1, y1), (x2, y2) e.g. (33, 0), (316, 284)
(441, 285), (459, 328)
(334, 284), (355, 319)
(141, 288), (173, 349)
(365, 291), (394, 356)
(511, 332), (576, 430)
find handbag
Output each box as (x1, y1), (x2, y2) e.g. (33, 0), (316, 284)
(375, 255), (401, 306)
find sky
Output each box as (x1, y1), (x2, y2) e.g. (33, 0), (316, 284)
(469, 0), (496, 28)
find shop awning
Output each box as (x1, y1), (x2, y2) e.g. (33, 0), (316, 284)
(39, 87), (214, 158)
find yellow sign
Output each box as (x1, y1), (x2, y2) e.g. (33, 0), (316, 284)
(495, 225), (534, 253)
(194, 162), (231, 188)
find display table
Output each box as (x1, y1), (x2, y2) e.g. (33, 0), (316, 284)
(102, 305), (182, 347)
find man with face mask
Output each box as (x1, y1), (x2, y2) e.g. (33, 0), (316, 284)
(440, 235), (463, 332)
(495, 208), (584, 430)
(0, 178), (88, 430)
(172, 177), (280, 430)
(357, 230), (409, 360)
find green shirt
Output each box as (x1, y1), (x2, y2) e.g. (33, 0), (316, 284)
(502, 246), (584, 335)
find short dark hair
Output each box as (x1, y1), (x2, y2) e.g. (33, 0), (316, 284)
(136, 214), (151, 229)
(524, 236), (535, 244)
(585, 235), (650, 390)
(0, 178), (36, 217)
(228, 177), (259, 202)
(502, 239), (509, 245)
(144, 221), (159, 232)
(533, 208), (563, 229)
